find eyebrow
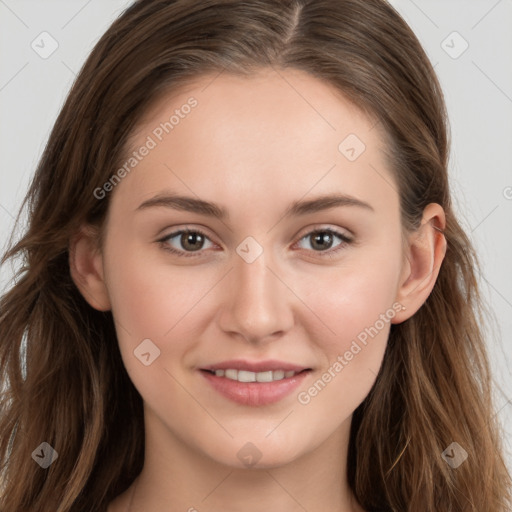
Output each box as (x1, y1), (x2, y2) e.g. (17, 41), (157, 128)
(135, 192), (375, 219)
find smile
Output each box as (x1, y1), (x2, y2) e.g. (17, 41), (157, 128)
(199, 364), (312, 406)
(205, 368), (301, 382)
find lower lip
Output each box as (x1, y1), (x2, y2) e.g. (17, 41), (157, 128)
(200, 370), (311, 406)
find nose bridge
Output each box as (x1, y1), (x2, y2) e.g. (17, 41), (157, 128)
(219, 238), (294, 342)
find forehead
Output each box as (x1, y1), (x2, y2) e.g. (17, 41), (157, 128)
(130, 67), (378, 149)
(111, 68), (396, 218)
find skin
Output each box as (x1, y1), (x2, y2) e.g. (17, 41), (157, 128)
(69, 67), (446, 512)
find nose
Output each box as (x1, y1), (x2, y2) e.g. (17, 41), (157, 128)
(217, 248), (295, 345)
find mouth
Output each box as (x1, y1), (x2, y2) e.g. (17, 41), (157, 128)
(198, 360), (312, 406)
(200, 368), (311, 382)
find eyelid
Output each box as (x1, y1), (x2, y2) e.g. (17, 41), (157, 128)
(294, 224), (353, 242)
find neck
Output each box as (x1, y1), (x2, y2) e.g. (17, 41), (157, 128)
(118, 408), (363, 512)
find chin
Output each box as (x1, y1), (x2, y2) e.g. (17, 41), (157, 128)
(203, 439), (307, 470)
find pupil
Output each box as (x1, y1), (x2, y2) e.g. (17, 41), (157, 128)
(182, 232), (203, 251)
(312, 232), (332, 250)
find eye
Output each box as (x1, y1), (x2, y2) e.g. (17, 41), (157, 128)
(157, 228), (216, 257)
(157, 226), (353, 259)
(294, 228), (353, 257)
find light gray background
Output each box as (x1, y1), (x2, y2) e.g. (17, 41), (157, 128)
(1, 0), (511, 472)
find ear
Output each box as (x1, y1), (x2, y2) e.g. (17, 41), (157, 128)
(391, 203), (447, 324)
(68, 224), (111, 311)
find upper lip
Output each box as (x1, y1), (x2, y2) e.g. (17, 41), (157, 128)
(200, 359), (311, 373)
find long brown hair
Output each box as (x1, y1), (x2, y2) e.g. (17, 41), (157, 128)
(1, 0), (510, 510)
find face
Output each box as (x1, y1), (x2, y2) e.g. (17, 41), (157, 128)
(96, 68), (408, 468)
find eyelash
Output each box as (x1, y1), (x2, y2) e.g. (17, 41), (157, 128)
(157, 227), (353, 259)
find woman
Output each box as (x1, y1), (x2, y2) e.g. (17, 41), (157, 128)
(0, 0), (510, 510)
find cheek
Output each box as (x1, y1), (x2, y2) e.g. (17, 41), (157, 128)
(288, 248), (401, 416)
(104, 238), (215, 335)
(292, 263), (397, 425)
(102, 243), (222, 382)
(102, 248), (210, 404)
(293, 250), (401, 354)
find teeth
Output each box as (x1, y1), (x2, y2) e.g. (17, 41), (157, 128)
(238, 370), (256, 382)
(213, 369), (299, 382)
(224, 369), (237, 380)
(256, 371), (273, 382)
(273, 370), (285, 380)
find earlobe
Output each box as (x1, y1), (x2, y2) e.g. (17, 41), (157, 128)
(391, 203), (447, 324)
(68, 224), (111, 311)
